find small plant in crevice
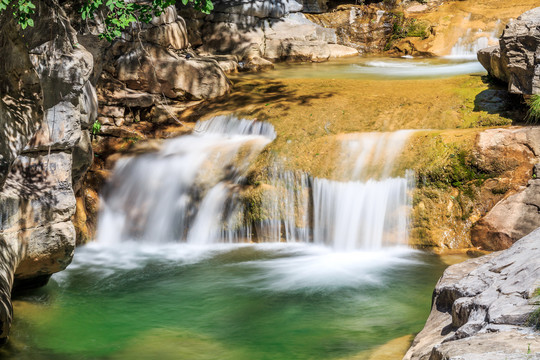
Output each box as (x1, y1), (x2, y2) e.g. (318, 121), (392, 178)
(91, 119), (102, 136)
(526, 95), (540, 123)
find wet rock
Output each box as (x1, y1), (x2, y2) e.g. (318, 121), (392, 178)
(478, 7), (540, 95)
(404, 229), (540, 359)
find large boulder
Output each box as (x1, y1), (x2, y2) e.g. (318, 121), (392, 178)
(471, 179), (540, 250)
(478, 7), (540, 95)
(404, 228), (540, 359)
(470, 127), (540, 250)
(115, 42), (231, 100)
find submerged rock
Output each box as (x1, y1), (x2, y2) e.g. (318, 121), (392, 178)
(404, 228), (540, 359)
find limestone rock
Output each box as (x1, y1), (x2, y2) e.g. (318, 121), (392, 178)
(116, 42), (231, 99)
(14, 221), (76, 280)
(404, 229), (540, 359)
(0, 16), (43, 188)
(473, 127), (540, 178)
(478, 7), (540, 95)
(211, 0), (304, 19)
(199, 8), (357, 63)
(140, 20), (189, 50)
(306, 6), (397, 54)
(477, 46), (509, 83)
(0, 0), (96, 343)
(471, 179), (540, 250)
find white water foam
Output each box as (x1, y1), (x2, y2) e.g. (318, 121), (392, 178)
(97, 115), (275, 245)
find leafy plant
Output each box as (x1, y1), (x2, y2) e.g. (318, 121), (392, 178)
(0, 0), (213, 40)
(526, 94), (540, 123)
(91, 119), (101, 136)
(0, 0), (36, 29)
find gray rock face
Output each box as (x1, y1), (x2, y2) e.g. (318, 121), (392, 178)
(0, 15), (43, 189)
(0, 0), (96, 343)
(478, 7), (540, 95)
(404, 229), (540, 360)
(195, 2), (358, 62)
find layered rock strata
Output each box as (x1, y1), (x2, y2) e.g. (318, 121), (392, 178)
(404, 228), (540, 360)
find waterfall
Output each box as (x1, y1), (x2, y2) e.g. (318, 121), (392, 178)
(447, 17), (503, 59)
(98, 115), (414, 250)
(312, 174), (414, 250)
(256, 132), (415, 249)
(97, 115), (275, 244)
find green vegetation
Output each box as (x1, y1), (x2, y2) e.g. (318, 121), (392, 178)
(0, 0), (213, 40)
(526, 95), (540, 123)
(385, 13), (430, 50)
(0, 0), (35, 29)
(527, 288), (540, 330)
(91, 119), (101, 136)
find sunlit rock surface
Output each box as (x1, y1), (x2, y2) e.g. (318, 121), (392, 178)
(478, 7), (540, 95)
(404, 228), (540, 359)
(0, 0), (96, 342)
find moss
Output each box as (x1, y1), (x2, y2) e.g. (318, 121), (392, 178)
(527, 288), (540, 330)
(385, 14), (431, 50)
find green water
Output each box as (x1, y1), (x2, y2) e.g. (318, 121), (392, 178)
(5, 243), (448, 360)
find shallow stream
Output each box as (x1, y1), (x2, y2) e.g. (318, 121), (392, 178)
(8, 244), (449, 360)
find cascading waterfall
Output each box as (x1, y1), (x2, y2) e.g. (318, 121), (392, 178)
(447, 17), (504, 59)
(97, 115), (275, 245)
(257, 131), (415, 249)
(98, 115), (415, 250)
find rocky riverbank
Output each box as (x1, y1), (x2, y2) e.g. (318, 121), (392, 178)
(404, 227), (540, 360)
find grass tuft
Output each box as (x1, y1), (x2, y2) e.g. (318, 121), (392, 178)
(526, 95), (540, 122)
